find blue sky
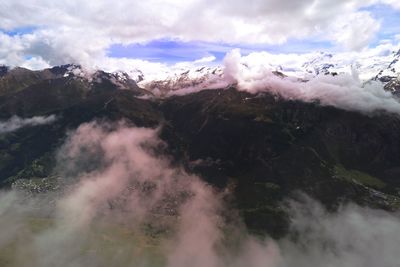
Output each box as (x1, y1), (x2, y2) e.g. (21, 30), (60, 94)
(2, 26), (37, 36)
(362, 4), (400, 45)
(107, 39), (335, 63)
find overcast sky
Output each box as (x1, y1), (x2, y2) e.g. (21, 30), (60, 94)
(0, 0), (399, 69)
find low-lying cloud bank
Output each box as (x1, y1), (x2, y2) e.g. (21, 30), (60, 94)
(224, 49), (400, 115)
(0, 121), (399, 267)
(165, 49), (400, 115)
(0, 115), (57, 134)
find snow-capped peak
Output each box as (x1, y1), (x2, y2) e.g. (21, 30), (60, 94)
(302, 52), (336, 75)
(376, 49), (400, 82)
(137, 66), (224, 96)
(126, 48), (400, 97)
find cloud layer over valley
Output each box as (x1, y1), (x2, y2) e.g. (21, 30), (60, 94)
(0, 121), (400, 267)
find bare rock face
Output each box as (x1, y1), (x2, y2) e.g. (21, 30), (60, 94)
(377, 49), (400, 82)
(384, 77), (400, 97)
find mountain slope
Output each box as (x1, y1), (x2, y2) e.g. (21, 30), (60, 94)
(1, 71), (400, 237)
(1, 60), (400, 238)
(0, 64), (149, 98)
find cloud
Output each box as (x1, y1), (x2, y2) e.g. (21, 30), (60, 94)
(19, 56), (50, 70)
(382, 0), (400, 9)
(329, 11), (381, 51)
(0, 121), (400, 266)
(280, 196), (400, 267)
(223, 197), (400, 267)
(39, 121), (229, 267)
(194, 55), (217, 64)
(154, 48), (400, 116)
(0, 115), (57, 134)
(222, 49), (400, 115)
(0, 0), (398, 68)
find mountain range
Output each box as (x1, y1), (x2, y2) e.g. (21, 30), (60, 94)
(1, 51), (400, 237)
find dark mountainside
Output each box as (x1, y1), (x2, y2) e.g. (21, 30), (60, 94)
(1, 66), (400, 238)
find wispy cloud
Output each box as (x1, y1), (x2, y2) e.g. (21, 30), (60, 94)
(0, 115), (57, 134)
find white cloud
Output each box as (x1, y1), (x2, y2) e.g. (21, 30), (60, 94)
(329, 12), (381, 51)
(20, 56), (50, 70)
(381, 0), (400, 9)
(194, 55), (217, 64)
(0, 0), (397, 68)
